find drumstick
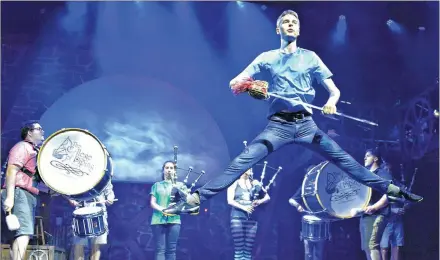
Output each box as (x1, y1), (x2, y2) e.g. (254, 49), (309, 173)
(350, 208), (365, 217)
(90, 199), (118, 204)
(302, 209), (327, 215)
(267, 92), (379, 126)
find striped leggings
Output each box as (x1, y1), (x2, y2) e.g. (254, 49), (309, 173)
(231, 218), (258, 260)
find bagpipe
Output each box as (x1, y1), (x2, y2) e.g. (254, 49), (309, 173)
(350, 163), (419, 217)
(400, 164), (418, 210)
(242, 140), (283, 201)
(169, 146), (205, 203)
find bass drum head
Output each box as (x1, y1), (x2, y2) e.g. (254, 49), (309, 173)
(315, 162), (371, 219)
(37, 128), (108, 196)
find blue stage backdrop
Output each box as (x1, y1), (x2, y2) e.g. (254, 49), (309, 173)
(40, 75), (231, 184)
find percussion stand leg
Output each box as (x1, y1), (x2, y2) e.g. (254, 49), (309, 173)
(304, 240), (325, 260)
(304, 240), (312, 260)
(316, 240), (325, 260)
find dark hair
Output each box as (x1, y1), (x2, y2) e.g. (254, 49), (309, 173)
(277, 10), (299, 27)
(161, 160), (176, 180)
(162, 160), (176, 171)
(20, 120), (40, 140)
(366, 148), (383, 165)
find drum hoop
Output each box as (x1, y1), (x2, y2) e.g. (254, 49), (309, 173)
(73, 211), (104, 218)
(73, 206), (104, 215)
(302, 215), (324, 222)
(37, 128), (109, 195)
(302, 161), (327, 214)
(355, 184), (372, 219)
(302, 219), (329, 224)
(304, 161), (373, 219)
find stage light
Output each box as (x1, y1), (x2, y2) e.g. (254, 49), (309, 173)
(236, 1), (245, 8)
(332, 15), (347, 46)
(386, 19), (403, 34)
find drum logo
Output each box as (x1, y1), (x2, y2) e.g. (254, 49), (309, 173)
(50, 137), (95, 176)
(326, 172), (361, 203)
(29, 250), (49, 260)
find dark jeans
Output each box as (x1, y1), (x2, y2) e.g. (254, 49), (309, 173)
(151, 224), (181, 260)
(197, 115), (391, 201)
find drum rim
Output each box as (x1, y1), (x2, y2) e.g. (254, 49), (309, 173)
(302, 161), (326, 215)
(73, 206), (104, 215)
(302, 161), (372, 219)
(75, 230), (107, 238)
(73, 212), (104, 218)
(37, 128), (109, 196)
(302, 214), (324, 221)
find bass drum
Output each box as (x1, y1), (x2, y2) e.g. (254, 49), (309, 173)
(302, 161), (371, 220)
(37, 128), (112, 201)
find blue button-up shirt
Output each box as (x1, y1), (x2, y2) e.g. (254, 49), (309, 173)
(242, 47), (333, 117)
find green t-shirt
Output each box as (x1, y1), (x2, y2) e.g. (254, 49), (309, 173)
(150, 181), (182, 225)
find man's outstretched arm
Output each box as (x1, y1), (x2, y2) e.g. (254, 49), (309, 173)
(229, 53), (265, 95)
(229, 72), (255, 95)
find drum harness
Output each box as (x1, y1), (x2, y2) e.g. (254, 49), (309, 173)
(1, 141), (46, 260)
(1, 141), (42, 193)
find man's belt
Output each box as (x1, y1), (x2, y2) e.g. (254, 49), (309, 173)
(272, 111), (311, 121)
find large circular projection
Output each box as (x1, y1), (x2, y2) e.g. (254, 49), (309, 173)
(39, 75), (230, 184)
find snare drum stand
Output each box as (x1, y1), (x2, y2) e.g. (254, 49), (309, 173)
(300, 220), (332, 260)
(303, 240), (325, 260)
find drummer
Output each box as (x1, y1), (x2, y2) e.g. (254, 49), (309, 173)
(289, 165), (326, 260)
(359, 148), (392, 260)
(68, 180), (115, 260)
(1, 121), (45, 260)
(288, 164), (316, 213)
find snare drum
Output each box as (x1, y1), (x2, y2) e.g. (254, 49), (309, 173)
(300, 215), (331, 242)
(302, 161), (371, 219)
(37, 128), (113, 201)
(72, 207), (107, 238)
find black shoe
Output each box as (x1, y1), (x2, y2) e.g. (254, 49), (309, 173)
(388, 188), (423, 203)
(387, 196), (406, 203)
(170, 186), (187, 204)
(163, 192), (200, 216)
(162, 200), (200, 216)
(399, 189), (423, 203)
